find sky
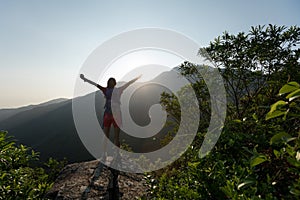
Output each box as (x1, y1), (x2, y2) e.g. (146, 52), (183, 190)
(0, 0), (299, 108)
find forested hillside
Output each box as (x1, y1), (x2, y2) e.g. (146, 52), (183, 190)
(149, 24), (300, 199)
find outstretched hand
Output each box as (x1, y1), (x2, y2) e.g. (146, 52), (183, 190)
(131, 74), (142, 82)
(136, 74), (142, 80)
(79, 74), (98, 87)
(120, 74), (142, 91)
(80, 74), (86, 82)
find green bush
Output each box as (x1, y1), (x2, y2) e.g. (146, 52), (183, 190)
(149, 82), (299, 199)
(0, 131), (66, 199)
(148, 25), (300, 199)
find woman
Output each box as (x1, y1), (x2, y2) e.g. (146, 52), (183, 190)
(80, 74), (141, 148)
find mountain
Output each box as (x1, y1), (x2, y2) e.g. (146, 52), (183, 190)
(0, 97), (94, 162)
(0, 98), (68, 122)
(0, 70), (179, 163)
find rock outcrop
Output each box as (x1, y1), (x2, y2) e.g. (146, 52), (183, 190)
(45, 160), (150, 199)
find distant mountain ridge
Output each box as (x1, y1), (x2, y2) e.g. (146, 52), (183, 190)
(0, 98), (68, 122)
(0, 70), (180, 163)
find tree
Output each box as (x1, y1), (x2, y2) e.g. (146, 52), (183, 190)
(200, 24), (300, 119)
(150, 25), (300, 199)
(0, 131), (66, 199)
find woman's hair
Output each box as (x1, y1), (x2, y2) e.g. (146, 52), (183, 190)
(107, 77), (116, 88)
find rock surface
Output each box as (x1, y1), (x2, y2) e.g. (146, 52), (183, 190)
(45, 160), (150, 199)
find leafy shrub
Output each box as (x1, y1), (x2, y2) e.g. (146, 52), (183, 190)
(148, 25), (300, 199)
(0, 131), (66, 199)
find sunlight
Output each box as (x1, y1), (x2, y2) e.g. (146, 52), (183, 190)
(97, 49), (184, 85)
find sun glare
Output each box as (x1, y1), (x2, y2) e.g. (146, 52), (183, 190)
(97, 49), (184, 85)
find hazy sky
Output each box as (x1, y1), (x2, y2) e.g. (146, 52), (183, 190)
(0, 0), (299, 108)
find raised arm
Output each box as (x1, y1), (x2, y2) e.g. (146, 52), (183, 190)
(119, 75), (142, 91)
(80, 74), (105, 90)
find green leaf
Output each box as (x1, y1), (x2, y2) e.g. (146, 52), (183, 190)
(287, 157), (300, 167)
(265, 100), (289, 120)
(286, 137), (297, 143)
(237, 178), (256, 190)
(270, 132), (292, 145)
(286, 89), (300, 101)
(233, 119), (242, 123)
(250, 154), (268, 168)
(269, 100), (287, 113)
(265, 110), (287, 120)
(188, 162), (200, 168)
(273, 149), (280, 158)
(290, 188), (300, 196)
(279, 81), (300, 95)
(252, 113), (258, 122)
(0, 172), (6, 180)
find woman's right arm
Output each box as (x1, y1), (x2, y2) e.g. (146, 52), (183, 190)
(80, 74), (105, 90)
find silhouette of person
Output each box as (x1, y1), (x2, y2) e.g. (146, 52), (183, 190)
(80, 74), (141, 155)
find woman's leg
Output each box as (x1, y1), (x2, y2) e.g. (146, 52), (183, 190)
(103, 126), (110, 155)
(113, 110), (121, 148)
(114, 126), (120, 147)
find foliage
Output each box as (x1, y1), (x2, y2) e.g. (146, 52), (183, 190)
(200, 24), (300, 119)
(0, 131), (66, 199)
(149, 24), (300, 199)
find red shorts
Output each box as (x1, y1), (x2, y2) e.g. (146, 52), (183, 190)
(103, 112), (122, 128)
